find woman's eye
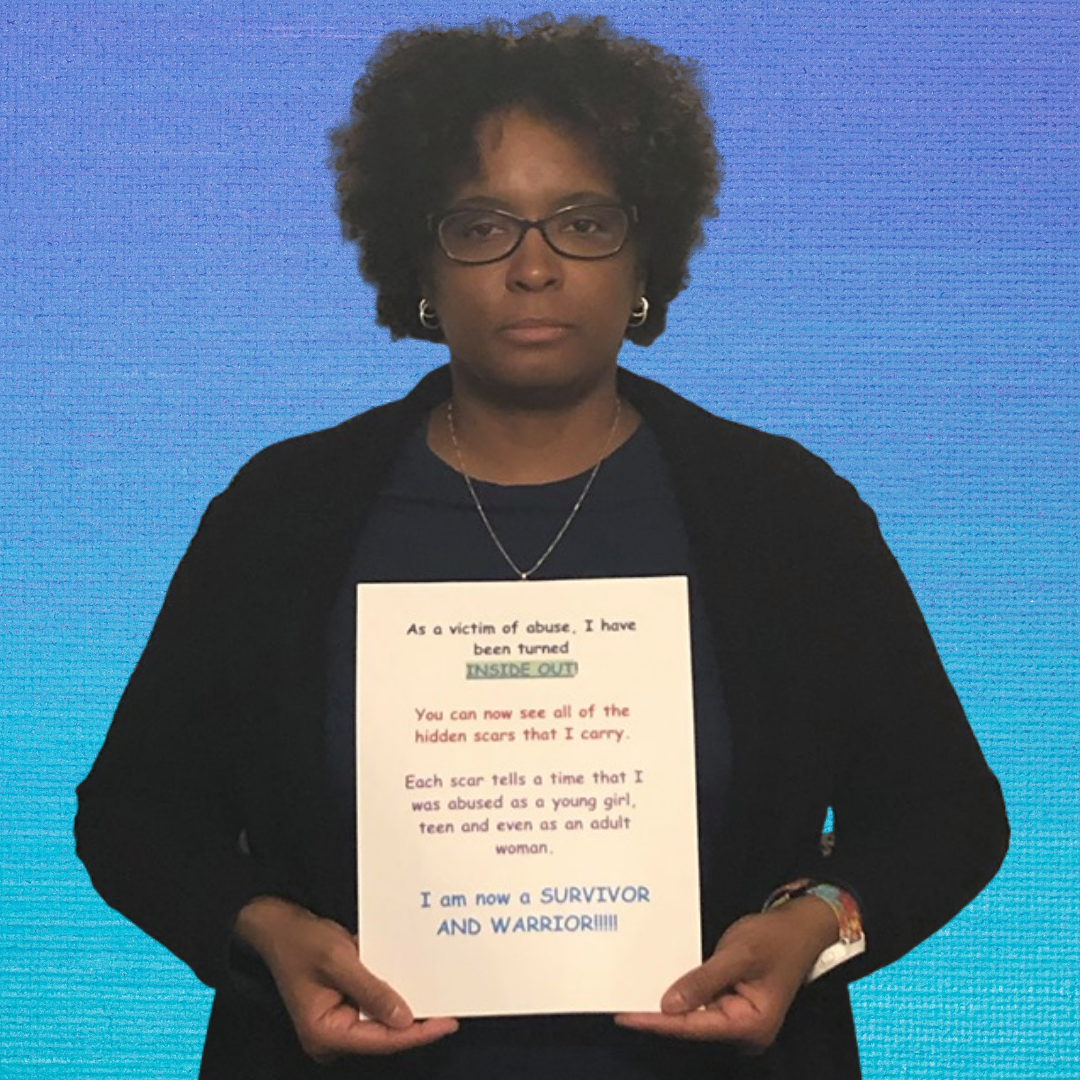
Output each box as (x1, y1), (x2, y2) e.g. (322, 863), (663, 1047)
(455, 216), (508, 240)
(564, 216), (604, 234)
(555, 210), (618, 237)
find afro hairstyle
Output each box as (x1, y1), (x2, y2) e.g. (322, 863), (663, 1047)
(329, 13), (722, 345)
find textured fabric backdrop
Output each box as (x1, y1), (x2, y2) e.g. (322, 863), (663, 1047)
(2, 1), (1077, 1076)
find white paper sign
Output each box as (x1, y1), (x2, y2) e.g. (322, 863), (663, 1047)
(356, 576), (700, 1017)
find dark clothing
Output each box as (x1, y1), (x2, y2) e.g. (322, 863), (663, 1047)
(325, 424), (732, 913)
(75, 366), (1009, 1079)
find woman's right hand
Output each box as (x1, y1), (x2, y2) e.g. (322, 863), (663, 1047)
(234, 897), (459, 1062)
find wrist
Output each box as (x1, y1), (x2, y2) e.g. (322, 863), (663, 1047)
(234, 896), (310, 963)
(777, 895), (841, 956)
(763, 879), (866, 982)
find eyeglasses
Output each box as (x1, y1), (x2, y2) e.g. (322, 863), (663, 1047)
(432, 203), (636, 265)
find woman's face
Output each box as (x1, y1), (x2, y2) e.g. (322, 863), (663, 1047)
(427, 107), (643, 408)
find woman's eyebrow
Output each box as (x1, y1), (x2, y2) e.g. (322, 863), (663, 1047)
(445, 190), (619, 213)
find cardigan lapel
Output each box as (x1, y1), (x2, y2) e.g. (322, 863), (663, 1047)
(618, 368), (765, 928)
(270, 369), (454, 922)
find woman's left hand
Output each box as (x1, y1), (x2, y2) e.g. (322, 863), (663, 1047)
(614, 896), (839, 1054)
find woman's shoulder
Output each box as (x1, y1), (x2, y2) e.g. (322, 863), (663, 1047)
(621, 367), (863, 517)
(223, 368), (451, 508)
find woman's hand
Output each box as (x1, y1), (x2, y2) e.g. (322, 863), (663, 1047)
(614, 896), (838, 1054)
(234, 897), (458, 1062)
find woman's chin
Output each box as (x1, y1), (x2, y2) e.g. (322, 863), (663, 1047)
(458, 363), (613, 411)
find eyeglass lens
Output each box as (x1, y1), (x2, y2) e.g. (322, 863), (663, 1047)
(438, 205), (629, 263)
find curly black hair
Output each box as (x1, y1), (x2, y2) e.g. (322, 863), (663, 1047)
(329, 14), (721, 346)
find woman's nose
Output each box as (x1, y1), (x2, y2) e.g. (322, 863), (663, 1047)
(506, 225), (563, 291)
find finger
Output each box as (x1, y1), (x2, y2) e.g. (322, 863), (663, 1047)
(623, 979), (784, 1052)
(660, 942), (753, 1013)
(319, 1016), (460, 1059)
(615, 993), (767, 1048)
(323, 944), (414, 1029)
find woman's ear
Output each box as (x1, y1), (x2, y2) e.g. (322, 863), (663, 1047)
(632, 271), (648, 312)
(418, 263), (438, 307)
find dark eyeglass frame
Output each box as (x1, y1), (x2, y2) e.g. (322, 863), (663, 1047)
(429, 203), (638, 265)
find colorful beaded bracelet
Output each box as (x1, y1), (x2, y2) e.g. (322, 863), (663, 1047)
(763, 878), (867, 981)
(764, 878), (864, 944)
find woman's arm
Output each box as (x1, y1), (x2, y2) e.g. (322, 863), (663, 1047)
(75, 486), (289, 989)
(783, 475), (1010, 980)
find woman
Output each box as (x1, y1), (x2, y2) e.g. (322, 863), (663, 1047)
(75, 15), (1008, 1079)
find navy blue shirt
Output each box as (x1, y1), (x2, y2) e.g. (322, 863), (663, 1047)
(325, 423), (734, 1079)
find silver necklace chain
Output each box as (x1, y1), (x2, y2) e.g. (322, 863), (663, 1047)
(446, 397), (622, 581)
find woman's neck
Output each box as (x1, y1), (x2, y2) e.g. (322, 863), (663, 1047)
(426, 378), (640, 485)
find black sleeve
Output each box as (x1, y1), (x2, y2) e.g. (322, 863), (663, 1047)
(74, 476), (296, 990)
(778, 467), (1009, 981)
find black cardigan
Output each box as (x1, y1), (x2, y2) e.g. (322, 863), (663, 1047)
(76, 366), (1008, 1078)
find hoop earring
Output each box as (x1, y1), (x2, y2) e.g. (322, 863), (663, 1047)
(627, 296), (649, 329)
(418, 298), (440, 330)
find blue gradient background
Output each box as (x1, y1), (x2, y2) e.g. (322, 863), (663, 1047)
(2, 1), (1077, 1075)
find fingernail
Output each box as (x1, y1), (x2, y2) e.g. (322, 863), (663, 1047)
(388, 1003), (411, 1026)
(662, 989), (688, 1013)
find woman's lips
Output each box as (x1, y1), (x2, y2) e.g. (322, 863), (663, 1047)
(498, 319), (572, 344)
